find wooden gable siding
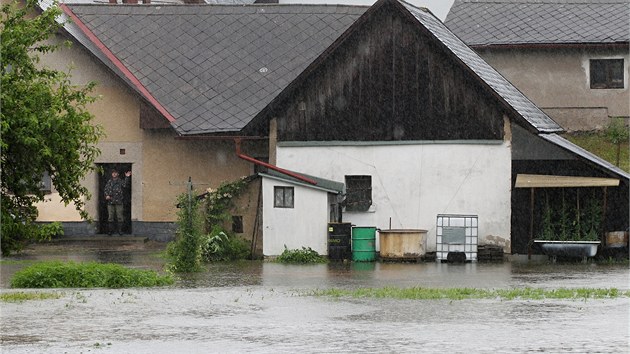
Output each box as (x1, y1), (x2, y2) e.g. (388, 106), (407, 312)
(274, 4), (506, 142)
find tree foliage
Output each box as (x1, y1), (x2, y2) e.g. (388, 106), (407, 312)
(605, 117), (629, 167)
(1, 1), (103, 255)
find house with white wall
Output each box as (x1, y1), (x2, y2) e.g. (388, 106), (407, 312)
(35, 0), (628, 257)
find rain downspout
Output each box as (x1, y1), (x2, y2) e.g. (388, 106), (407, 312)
(233, 138), (317, 185)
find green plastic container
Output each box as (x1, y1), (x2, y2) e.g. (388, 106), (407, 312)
(352, 226), (377, 262)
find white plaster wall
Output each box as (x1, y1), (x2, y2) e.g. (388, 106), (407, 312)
(262, 177), (331, 256)
(276, 142), (512, 252)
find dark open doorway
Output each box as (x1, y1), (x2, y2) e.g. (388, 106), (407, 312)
(98, 163), (132, 234)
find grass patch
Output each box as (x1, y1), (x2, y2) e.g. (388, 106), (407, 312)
(564, 132), (629, 172)
(275, 246), (327, 264)
(0, 291), (63, 302)
(10, 261), (174, 288)
(311, 287), (630, 301)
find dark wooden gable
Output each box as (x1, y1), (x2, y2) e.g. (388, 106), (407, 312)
(272, 2), (507, 142)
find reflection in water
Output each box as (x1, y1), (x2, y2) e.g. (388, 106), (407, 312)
(1, 241), (628, 353)
(2, 241), (629, 290)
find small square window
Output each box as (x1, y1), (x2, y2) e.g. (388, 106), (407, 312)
(232, 215), (243, 233)
(274, 186), (294, 208)
(590, 59), (624, 89)
(345, 175), (372, 212)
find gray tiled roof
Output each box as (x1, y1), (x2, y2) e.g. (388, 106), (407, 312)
(445, 0), (630, 46)
(67, 4), (366, 135)
(65, 1), (561, 135)
(400, 2), (562, 132)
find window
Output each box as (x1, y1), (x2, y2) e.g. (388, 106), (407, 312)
(590, 59), (624, 89)
(345, 175), (372, 212)
(232, 216), (243, 233)
(40, 171), (52, 194)
(274, 186), (294, 208)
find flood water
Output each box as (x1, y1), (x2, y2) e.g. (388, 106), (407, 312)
(1, 240), (629, 353)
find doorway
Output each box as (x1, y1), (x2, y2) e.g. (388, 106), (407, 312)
(98, 163), (132, 234)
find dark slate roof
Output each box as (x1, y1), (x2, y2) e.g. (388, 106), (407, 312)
(65, 4), (366, 135)
(62, 0), (561, 135)
(540, 134), (630, 181)
(399, 1), (562, 133)
(261, 170), (344, 193)
(444, 0), (630, 46)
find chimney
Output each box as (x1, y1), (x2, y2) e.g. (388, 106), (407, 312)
(122, 0), (139, 3)
(109, 0), (117, 3)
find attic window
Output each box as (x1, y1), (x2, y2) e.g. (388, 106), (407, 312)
(590, 59), (624, 89)
(345, 175), (372, 212)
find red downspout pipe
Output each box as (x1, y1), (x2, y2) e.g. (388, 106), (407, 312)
(234, 138), (317, 185)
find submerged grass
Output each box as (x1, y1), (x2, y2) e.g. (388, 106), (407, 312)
(0, 291), (63, 302)
(312, 287), (630, 301)
(10, 261), (174, 288)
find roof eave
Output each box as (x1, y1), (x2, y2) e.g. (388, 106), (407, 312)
(540, 133), (630, 182)
(471, 42), (630, 50)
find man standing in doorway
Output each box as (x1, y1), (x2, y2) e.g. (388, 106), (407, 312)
(104, 169), (131, 235)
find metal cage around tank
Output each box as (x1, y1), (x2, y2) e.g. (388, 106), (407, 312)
(436, 214), (478, 262)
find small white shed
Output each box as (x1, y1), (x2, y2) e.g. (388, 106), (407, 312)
(260, 170), (344, 256)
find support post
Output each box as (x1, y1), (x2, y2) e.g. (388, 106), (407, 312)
(529, 188), (535, 260)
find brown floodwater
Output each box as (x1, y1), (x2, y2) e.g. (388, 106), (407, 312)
(1, 240), (628, 353)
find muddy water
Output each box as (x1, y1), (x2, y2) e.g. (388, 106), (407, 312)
(1, 241), (629, 353)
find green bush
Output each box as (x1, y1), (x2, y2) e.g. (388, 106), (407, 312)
(10, 261), (173, 288)
(167, 192), (205, 272)
(275, 246), (328, 264)
(201, 227), (251, 262)
(204, 177), (249, 228)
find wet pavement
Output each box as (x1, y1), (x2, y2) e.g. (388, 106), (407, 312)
(1, 240), (629, 353)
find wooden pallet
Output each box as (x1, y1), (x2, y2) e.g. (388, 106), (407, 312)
(477, 245), (504, 262)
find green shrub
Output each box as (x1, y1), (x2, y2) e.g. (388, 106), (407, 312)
(204, 177), (250, 228)
(10, 261), (174, 288)
(167, 192), (205, 273)
(201, 226), (251, 262)
(275, 246), (327, 264)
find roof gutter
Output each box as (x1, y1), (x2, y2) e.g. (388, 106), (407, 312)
(176, 135), (317, 185)
(234, 138), (317, 185)
(470, 42), (630, 50)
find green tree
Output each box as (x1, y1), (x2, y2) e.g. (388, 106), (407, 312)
(1, 1), (103, 255)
